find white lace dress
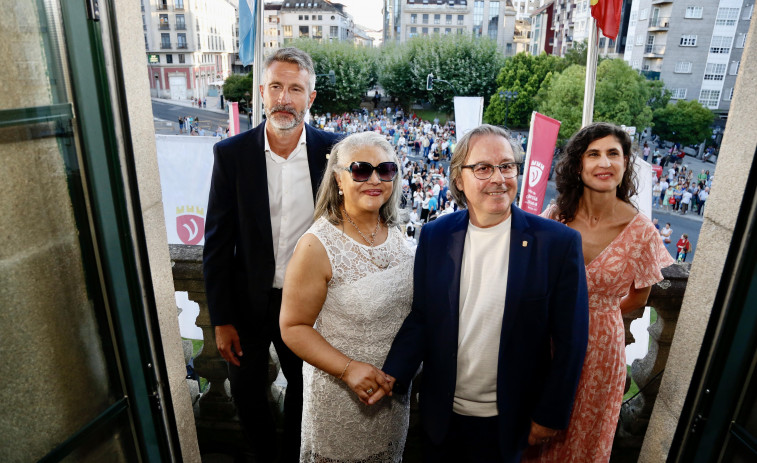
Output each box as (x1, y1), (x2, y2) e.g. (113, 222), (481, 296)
(299, 217), (415, 463)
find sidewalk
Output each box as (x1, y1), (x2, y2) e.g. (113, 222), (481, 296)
(151, 95), (228, 115)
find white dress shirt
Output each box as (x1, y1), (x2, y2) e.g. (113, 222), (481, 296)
(264, 127), (314, 289)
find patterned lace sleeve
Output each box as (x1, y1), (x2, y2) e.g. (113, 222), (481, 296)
(632, 215), (676, 289)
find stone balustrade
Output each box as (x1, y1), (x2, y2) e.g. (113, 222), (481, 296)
(169, 244), (689, 461)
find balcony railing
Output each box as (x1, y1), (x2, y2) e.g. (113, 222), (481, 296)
(159, 24), (170, 30)
(169, 244), (690, 461)
(177, 43), (188, 49)
(649, 16), (671, 30)
(644, 44), (666, 56)
(161, 42), (172, 49)
(176, 24), (187, 30)
(157, 3), (169, 11)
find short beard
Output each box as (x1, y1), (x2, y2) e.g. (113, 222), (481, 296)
(265, 104), (307, 131)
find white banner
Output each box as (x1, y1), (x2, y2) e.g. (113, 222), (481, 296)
(453, 96), (484, 139)
(157, 135), (217, 339)
(631, 156), (653, 221)
(156, 135), (216, 246)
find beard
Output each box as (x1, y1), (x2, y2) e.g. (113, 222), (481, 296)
(265, 103), (307, 131)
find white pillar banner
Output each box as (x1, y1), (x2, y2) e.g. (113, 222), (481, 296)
(156, 135), (216, 246)
(453, 97), (484, 139)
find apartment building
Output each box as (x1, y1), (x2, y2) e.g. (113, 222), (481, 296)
(624, 0), (753, 116)
(144, 0), (237, 100)
(262, 1), (370, 52)
(546, 0), (622, 57)
(383, 0), (519, 56)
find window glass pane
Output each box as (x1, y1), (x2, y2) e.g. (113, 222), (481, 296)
(0, 1), (136, 460)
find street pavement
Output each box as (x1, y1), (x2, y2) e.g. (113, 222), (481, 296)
(151, 96), (252, 135)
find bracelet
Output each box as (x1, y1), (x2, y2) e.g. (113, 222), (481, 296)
(338, 359), (353, 380)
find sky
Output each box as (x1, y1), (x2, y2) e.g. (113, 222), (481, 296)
(332, 0), (384, 31)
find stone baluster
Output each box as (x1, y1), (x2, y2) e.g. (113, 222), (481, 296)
(613, 263), (690, 462)
(170, 244), (236, 419)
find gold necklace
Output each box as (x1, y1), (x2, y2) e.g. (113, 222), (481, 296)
(342, 209), (389, 269)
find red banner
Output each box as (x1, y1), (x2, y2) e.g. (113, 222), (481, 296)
(519, 112), (561, 215)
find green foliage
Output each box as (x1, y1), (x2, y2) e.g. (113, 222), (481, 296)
(222, 72), (253, 103)
(538, 59), (658, 144)
(292, 39), (379, 114)
(555, 40), (589, 73)
(537, 64), (586, 142)
(652, 100), (714, 146)
(483, 52), (562, 128)
(645, 79), (672, 112)
(594, 59), (654, 130)
(378, 35), (506, 114)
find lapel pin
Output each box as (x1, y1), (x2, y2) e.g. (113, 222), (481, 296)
(522, 241), (528, 247)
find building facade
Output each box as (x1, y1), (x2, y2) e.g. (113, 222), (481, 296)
(529, 0), (555, 55)
(546, 0), (621, 57)
(383, 0), (519, 56)
(144, 0), (237, 100)
(262, 1), (370, 53)
(624, 0), (753, 116)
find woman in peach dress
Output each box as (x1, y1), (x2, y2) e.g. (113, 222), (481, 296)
(522, 122), (674, 462)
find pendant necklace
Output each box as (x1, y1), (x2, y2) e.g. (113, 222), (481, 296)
(342, 209), (390, 269)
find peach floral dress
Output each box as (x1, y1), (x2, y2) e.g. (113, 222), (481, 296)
(522, 209), (674, 463)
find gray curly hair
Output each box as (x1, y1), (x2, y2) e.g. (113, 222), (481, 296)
(314, 132), (402, 227)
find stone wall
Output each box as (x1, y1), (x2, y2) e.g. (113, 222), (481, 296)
(639, 16), (757, 462)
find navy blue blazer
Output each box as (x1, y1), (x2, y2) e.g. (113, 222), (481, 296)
(202, 121), (342, 330)
(383, 206), (589, 461)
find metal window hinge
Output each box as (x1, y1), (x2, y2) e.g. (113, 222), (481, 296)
(86, 0), (100, 21)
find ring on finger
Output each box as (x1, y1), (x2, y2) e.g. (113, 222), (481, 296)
(366, 387), (374, 395)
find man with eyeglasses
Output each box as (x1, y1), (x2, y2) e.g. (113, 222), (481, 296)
(380, 124), (589, 462)
(203, 47), (341, 462)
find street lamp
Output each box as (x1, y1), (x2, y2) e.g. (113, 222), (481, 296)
(499, 90), (519, 129)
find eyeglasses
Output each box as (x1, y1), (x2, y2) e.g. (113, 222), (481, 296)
(462, 162), (521, 180)
(342, 161), (399, 182)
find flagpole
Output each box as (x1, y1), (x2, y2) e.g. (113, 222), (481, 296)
(582, 17), (599, 127)
(252, 0), (264, 126)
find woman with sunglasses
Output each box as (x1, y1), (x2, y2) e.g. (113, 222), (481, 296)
(280, 131), (414, 462)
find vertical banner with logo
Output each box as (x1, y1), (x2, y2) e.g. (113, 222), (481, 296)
(453, 96), (484, 140)
(519, 112), (561, 214)
(229, 101), (240, 136)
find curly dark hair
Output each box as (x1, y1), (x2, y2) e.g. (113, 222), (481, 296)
(554, 122), (638, 223)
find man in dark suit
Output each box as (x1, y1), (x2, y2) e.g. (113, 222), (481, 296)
(380, 124), (589, 462)
(203, 47), (341, 462)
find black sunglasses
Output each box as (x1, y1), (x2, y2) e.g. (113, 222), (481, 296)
(342, 161), (399, 182)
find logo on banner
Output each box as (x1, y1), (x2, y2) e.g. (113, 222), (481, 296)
(176, 205), (205, 245)
(529, 160), (546, 187)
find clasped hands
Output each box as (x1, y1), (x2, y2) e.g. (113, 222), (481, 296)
(340, 360), (396, 406)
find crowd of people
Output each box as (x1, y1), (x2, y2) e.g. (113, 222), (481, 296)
(202, 47), (681, 463)
(652, 161), (712, 216)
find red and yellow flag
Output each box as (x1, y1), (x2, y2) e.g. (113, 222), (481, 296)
(591, 0), (623, 40)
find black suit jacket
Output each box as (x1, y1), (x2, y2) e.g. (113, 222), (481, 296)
(383, 207), (589, 461)
(203, 121), (342, 331)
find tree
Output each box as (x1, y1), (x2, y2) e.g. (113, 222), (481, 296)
(538, 59), (658, 143)
(594, 59), (653, 130)
(292, 39), (378, 114)
(222, 72), (253, 104)
(537, 64), (586, 142)
(483, 52), (562, 128)
(652, 100), (714, 146)
(555, 40), (589, 73)
(378, 35), (506, 114)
